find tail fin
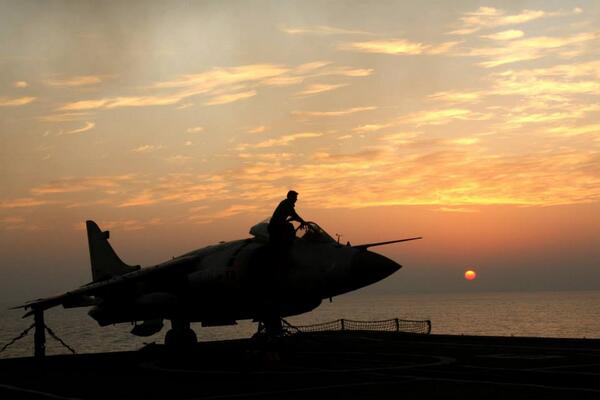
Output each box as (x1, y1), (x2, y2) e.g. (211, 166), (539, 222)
(86, 220), (140, 282)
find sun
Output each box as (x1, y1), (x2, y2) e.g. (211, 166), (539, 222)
(464, 269), (477, 281)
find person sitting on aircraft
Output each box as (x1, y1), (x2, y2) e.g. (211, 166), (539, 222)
(268, 190), (306, 247)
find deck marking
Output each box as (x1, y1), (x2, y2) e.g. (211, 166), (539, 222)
(462, 363), (600, 376)
(0, 383), (83, 400)
(391, 374), (600, 394)
(184, 380), (403, 399)
(140, 353), (454, 375)
(529, 361), (600, 373)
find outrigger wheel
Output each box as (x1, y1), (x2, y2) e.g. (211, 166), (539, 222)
(165, 320), (197, 348)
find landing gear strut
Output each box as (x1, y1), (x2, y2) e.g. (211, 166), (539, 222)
(255, 315), (299, 339)
(165, 320), (197, 348)
(262, 315), (284, 337)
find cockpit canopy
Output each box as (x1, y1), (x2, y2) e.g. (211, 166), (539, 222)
(249, 220), (336, 244)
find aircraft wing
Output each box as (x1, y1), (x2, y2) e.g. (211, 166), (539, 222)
(13, 255), (197, 316)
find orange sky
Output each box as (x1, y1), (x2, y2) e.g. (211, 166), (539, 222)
(1, 1), (599, 302)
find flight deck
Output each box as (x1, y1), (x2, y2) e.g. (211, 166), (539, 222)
(1, 331), (599, 399)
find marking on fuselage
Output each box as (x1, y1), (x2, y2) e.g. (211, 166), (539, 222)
(227, 240), (253, 268)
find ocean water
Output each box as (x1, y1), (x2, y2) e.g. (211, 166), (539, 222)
(1, 290), (599, 359)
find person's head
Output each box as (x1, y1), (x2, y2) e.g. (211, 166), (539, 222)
(287, 190), (298, 203)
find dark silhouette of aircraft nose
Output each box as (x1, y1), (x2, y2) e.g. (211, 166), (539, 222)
(350, 251), (401, 285)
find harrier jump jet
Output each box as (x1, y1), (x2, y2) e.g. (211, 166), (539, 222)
(17, 220), (421, 346)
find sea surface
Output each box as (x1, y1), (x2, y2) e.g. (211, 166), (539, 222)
(1, 290), (599, 359)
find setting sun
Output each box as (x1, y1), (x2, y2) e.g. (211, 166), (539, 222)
(465, 270), (477, 281)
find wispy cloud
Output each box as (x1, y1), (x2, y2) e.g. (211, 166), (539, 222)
(0, 96), (36, 106)
(312, 149), (385, 163)
(280, 25), (373, 36)
(352, 123), (393, 133)
(428, 91), (482, 103)
(548, 123), (600, 137)
(186, 126), (204, 133)
(75, 218), (162, 231)
(118, 193), (159, 207)
(206, 204), (258, 220)
(46, 75), (104, 87)
(60, 95), (181, 111)
(247, 125), (267, 134)
(0, 216), (43, 231)
(164, 154), (192, 163)
(175, 102), (194, 110)
(436, 207), (480, 213)
(400, 108), (491, 126)
(59, 62), (370, 111)
(65, 121), (95, 134)
(14, 81), (29, 88)
(295, 83), (347, 96)
(449, 7), (558, 35)
(449, 137), (480, 145)
(482, 30), (525, 41)
(31, 175), (135, 195)
(341, 39), (459, 55)
(204, 90), (256, 106)
(0, 197), (50, 209)
(465, 31), (599, 68)
(38, 112), (91, 122)
(293, 106), (376, 117)
(131, 144), (163, 153)
(251, 132), (323, 148)
(491, 63), (600, 96)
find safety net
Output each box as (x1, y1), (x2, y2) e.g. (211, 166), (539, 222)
(294, 318), (431, 334)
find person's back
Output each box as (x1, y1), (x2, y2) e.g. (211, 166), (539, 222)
(268, 190), (305, 247)
(270, 198), (294, 227)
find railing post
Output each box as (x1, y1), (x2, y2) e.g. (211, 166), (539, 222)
(395, 318), (400, 332)
(340, 319), (345, 331)
(33, 308), (46, 359)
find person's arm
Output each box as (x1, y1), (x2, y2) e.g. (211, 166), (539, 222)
(288, 207), (306, 225)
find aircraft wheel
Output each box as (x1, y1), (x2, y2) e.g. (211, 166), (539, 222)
(165, 327), (197, 348)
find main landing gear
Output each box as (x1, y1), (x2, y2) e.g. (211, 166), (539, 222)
(165, 320), (197, 348)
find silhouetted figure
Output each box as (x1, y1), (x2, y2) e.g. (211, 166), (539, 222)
(268, 190), (305, 248)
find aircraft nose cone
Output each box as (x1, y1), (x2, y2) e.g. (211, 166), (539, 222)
(350, 251), (401, 286)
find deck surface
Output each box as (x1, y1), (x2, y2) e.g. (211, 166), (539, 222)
(1, 332), (600, 399)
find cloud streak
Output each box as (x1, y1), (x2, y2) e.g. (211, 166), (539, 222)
(466, 31), (599, 68)
(341, 39), (459, 55)
(293, 106), (376, 117)
(46, 75), (104, 87)
(295, 83), (347, 96)
(0, 97), (36, 106)
(280, 25), (373, 36)
(59, 62), (371, 111)
(449, 7), (559, 35)
(65, 121), (95, 134)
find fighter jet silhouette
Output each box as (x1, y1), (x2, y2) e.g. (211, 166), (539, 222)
(17, 220), (421, 346)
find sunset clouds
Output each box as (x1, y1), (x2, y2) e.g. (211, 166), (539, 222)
(1, 1), (599, 235)
(342, 39), (459, 55)
(448, 6), (564, 35)
(0, 97), (36, 106)
(57, 62), (372, 111)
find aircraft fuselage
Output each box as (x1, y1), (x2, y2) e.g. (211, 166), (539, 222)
(89, 236), (400, 327)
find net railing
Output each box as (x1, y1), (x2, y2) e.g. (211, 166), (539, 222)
(295, 318), (431, 335)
